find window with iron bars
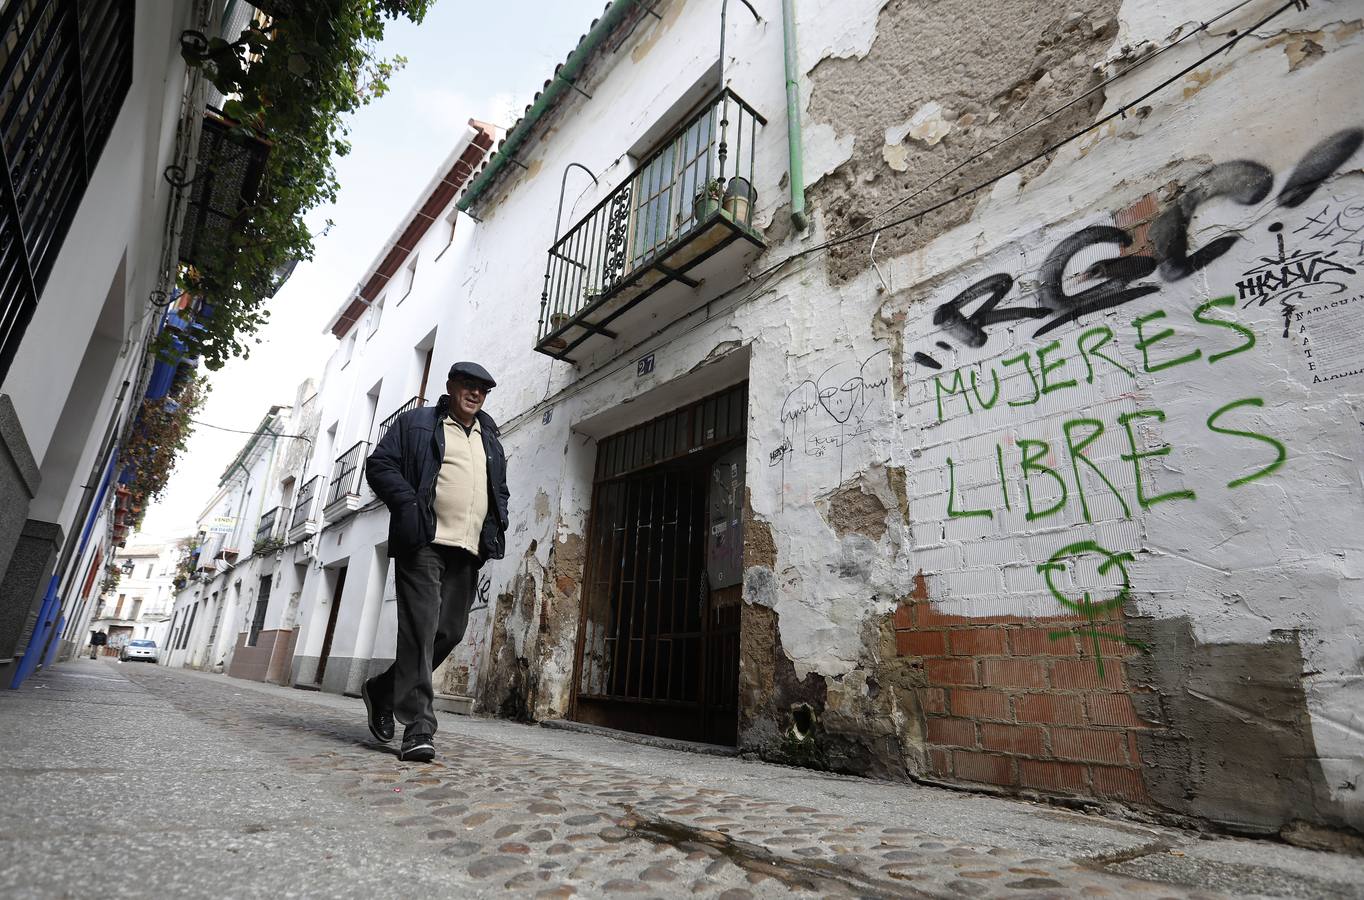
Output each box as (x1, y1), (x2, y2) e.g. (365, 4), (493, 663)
(0, 0), (135, 382)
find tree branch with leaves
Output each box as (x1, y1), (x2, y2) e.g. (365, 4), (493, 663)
(175, 0), (432, 370)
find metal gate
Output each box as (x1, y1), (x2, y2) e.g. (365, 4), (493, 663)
(572, 383), (746, 745)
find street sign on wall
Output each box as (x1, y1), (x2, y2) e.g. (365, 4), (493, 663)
(206, 516), (236, 534)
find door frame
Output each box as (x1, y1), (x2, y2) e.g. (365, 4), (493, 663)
(568, 382), (747, 744)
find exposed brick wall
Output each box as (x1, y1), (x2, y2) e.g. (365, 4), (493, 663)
(894, 598), (1150, 805)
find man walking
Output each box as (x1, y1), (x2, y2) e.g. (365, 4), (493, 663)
(363, 362), (509, 762)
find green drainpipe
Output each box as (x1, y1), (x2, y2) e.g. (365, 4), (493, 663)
(781, 0), (808, 231)
(457, 0), (643, 214)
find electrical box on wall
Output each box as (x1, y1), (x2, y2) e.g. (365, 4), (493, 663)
(706, 446), (745, 590)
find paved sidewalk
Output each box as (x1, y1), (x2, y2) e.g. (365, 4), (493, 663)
(1, 661), (1360, 898)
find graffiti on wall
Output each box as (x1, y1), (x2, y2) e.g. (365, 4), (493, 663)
(1245, 193), (1364, 384)
(905, 128), (1363, 668)
(770, 349), (891, 489)
(911, 129), (1364, 373)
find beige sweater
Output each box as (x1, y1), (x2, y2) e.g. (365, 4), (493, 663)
(433, 416), (488, 554)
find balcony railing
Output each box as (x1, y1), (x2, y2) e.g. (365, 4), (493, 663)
(374, 395), (424, 445)
(175, 107), (270, 270)
(537, 89), (765, 362)
(325, 441), (369, 509)
(0, 0), (135, 383)
(255, 506), (287, 547)
(289, 475), (323, 535)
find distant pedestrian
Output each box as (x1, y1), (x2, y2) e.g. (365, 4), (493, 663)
(89, 629), (108, 659)
(364, 362), (509, 762)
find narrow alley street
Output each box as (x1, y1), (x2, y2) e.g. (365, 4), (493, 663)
(2, 662), (1360, 899)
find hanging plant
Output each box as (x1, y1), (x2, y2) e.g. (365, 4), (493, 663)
(97, 563), (125, 600)
(171, 536), (201, 592)
(253, 535), (288, 557)
(120, 377), (210, 529)
(172, 0), (432, 370)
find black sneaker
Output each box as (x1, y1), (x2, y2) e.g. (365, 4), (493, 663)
(361, 679), (394, 743)
(400, 731), (435, 763)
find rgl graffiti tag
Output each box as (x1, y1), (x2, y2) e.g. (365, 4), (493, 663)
(911, 128), (1364, 370)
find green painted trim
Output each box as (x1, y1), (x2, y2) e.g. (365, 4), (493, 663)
(781, 0), (807, 231)
(456, 0), (643, 214)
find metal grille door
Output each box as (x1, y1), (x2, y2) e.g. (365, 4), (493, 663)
(573, 383), (746, 745)
(579, 469), (705, 706)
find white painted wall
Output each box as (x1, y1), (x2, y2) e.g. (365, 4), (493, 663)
(437, 0), (1362, 824)
(287, 126), (488, 691)
(3, 0), (193, 476)
(2, 0), (198, 671)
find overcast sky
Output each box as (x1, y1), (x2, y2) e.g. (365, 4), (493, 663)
(138, 0), (608, 539)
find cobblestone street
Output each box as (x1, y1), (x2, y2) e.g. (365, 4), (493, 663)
(2, 661), (1361, 899)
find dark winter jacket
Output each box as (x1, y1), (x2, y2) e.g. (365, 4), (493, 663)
(364, 395), (509, 562)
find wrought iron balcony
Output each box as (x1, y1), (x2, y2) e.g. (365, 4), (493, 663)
(175, 107), (270, 270)
(374, 395), (424, 445)
(537, 89), (765, 362)
(287, 474), (324, 541)
(324, 441), (369, 519)
(0, 0), (135, 383)
(255, 506), (287, 548)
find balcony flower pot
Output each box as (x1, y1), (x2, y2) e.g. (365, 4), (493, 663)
(723, 176), (756, 224)
(693, 179), (724, 222)
(544, 312), (571, 350)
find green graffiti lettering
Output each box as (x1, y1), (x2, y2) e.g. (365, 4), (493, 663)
(1019, 438), (1067, 521)
(1133, 309), (1203, 372)
(947, 456), (993, 518)
(1001, 352), (1041, 407)
(1193, 296), (1256, 364)
(970, 367), (1001, 410)
(1117, 409), (1196, 508)
(1076, 325), (1134, 382)
(1037, 340), (1078, 396)
(1206, 397), (1286, 487)
(1062, 418), (1131, 523)
(934, 369), (972, 423)
(995, 443), (1011, 512)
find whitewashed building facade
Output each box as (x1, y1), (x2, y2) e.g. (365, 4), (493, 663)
(152, 0), (1364, 839)
(164, 380), (320, 680)
(0, 0), (245, 686)
(420, 0), (1364, 838)
(88, 537), (181, 654)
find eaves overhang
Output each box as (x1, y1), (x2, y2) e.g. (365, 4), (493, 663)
(217, 406), (284, 487)
(455, 0), (653, 216)
(325, 120), (498, 338)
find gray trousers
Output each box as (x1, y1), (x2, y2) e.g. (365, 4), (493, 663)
(370, 543), (477, 736)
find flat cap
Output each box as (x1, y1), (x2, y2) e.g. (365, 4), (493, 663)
(447, 361), (496, 389)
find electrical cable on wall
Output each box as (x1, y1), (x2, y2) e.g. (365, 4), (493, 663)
(751, 0), (1299, 276)
(187, 418), (313, 445)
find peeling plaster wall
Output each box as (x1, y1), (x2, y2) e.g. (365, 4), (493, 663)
(441, 0), (1362, 835)
(786, 0), (1362, 833)
(806, 0), (1121, 282)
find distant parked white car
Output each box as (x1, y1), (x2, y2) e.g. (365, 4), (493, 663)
(119, 639), (159, 662)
